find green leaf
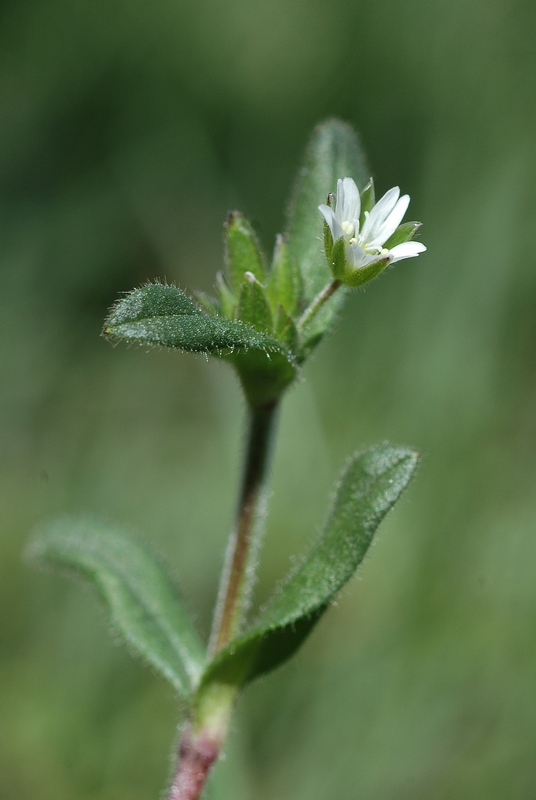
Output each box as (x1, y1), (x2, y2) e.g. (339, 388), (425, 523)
(225, 211), (266, 290)
(237, 272), (273, 333)
(285, 119), (369, 304)
(104, 282), (290, 357)
(199, 445), (419, 690)
(28, 517), (205, 696)
(267, 234), (302, 317)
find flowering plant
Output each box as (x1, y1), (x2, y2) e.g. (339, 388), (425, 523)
(29, 120), (423, 800)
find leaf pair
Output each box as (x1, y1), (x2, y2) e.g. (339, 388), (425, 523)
(29, 446), (418, 703)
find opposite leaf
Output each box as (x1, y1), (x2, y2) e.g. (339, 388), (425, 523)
(29, 517), (205, 696)
(200, 445), (419, 690)
(104, 283), (290, 358)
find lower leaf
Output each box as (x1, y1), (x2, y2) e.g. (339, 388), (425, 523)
(28, 517), (206, 697)
(199, 445), (419, 690)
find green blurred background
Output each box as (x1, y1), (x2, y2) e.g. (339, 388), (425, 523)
(1, 0), (536, 797)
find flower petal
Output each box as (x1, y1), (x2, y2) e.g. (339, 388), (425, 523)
(360, 186), (400, 244)
(389, 241), (427, 262)
(347, 242), (380, 270)
(336, 177), (361, 227)
(319, 204), (344, 241)
(367, 194), (410, 248)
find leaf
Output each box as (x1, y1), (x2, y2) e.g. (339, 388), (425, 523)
(225, 211), (266, 290)
(267, 234), (303, 317)
(199, 445), (419, 690)
(29, 517), (206, 696)
(237, 272), (273, 333)
(104, 282), (290, 358)
(104, 283), (298, 407)
(285, 119), (369, 306)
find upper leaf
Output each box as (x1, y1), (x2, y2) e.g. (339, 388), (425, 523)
(267, 234), (303, 317)
(104, 283), (298, 407)
(225, 211), (266, 290)
(199, 445), (419, 690)
(29, 517), (205, 696)
(237, 272), (274, 333)
(285, 120), (369, 337)
(104, 282), (289, 357)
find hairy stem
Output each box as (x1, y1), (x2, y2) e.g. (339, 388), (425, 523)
(169, 404), (278, 800)
(209, 400), (279, 657)
(297, 278), (342, 332)
(168, 687), (233, 800)
(169, 724), (220, 800)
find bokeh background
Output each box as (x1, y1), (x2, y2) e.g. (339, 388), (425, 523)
(1, 0), (536, 798)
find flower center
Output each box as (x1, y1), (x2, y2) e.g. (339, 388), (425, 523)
(341, 220), (354, 236)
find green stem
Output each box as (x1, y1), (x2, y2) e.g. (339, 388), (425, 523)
(297, 279), (341, 332)
(208, 400), (279, 657)
(170, 404), (278, 799)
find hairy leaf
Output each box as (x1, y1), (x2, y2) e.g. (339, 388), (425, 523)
(29, 517), (205, 696)
(104, 283), (290, 358)
(200, 445), (419, 690)
(237, 272), (273, 333)
(267, 234), (303, 317)
(225, 211), (266, 289)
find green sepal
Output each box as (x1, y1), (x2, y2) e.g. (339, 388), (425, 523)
(225, 211), (266, 291)
(359, 178), (375, 225)
(383, 221), (422, 250)
(237, 272), (273, 333)
(342, 256), (392, 288)
(329, 237), (347, 281)
(28, 517), (205, 697)
(323, 219), (334, 261)
(216, 271), (237, 319)
(267, 234), (302, 317)
(198, 445), (419, 691)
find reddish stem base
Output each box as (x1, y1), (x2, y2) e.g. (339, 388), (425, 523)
(169, 725), (220, 800)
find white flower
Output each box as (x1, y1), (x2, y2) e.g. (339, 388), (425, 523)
(318, 177), (426, 270)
